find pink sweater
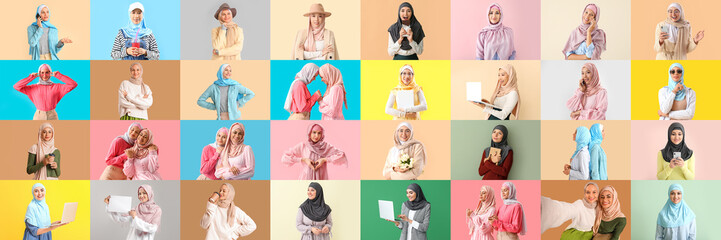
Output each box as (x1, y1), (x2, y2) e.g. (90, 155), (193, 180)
(467, 207), (496, 240)
(281, 142), (347, 180)
(214, 145), (255, 180)
(200, 145), (221, 180)
(104, 137), (133, 168)
(14, 73), (78, 111)
(290, 81), (320, 113)
(318, 85), (345, 120)
(566, 88), (608, 120)
(124, 151), (162, 180)
(492, 203), (524, 234)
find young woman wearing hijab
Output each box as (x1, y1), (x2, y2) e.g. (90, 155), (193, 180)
(385, 183), (431, 240)
(197, 127), (228, 180)
(564, 126), (591, 180)
(655, 184), (696, 240)
(123, 128), (161, 180)
(292, 3), (338, 60)
(476, 3), (515, 60)
(214, 123), (255, 180)
(119, 63), (153, 120)
(655, 3), (705, 60)
(478, 125), (513, 180)
(111, 2), (159, 60)
(591, 185), (626, 240)
(383, 122), (427, 180)
(385, 64), (427, 120)
(490, 182), (527, 240)
(26, 123), (60, 180)
(103, 185), (162, 240)
(471, 64), (520, 120)
(198, 64), (256, 120)
(388, 2), (425, 60)
(296, 182), (333, 239)
(317, 63), (347, 120)
(285, 63), (322, 120)
(566, 63), (607, 120)
(202, 183), (257, 239)
(658, 63), (695, 120)
(563, 4), (606, 60)
(465, 185), (496, 240)
(657, 122), (695, 180)
(589, 123), (608, 180)
(541, 182), (599, 240)
(24, 183), (67, 240)
(212, 3), (244, 60)
(14, 64), (78, 120)
(101, 122), (143, 180)
(281, 123), (348, 180)
(27, 4), (72, 60)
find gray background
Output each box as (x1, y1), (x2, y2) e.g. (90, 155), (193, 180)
(90, 180), (180, 240)
(180, 0), (270, 60)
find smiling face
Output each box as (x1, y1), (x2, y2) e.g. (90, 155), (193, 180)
(670, 67), (682, 82)
(399, 6), (412, 24)
(668, 7), (681, 22)
(137, 130), (149, 145)
(33, 187), (45, 201)
(230, 127), (243, 144)
(39, 7), (49, 21)
(129, 126), (141, 140)
(582, 8), (596, 24)
(670, 189), (682, 204)
(491, 129), (504, 143)
(584, 184), (599, 203)
(400, 69), (413, 85)
(138, 187), (149, 203)
(501, 186), (509, 199)
(41, 127), (53, 141)
(581, 66), (593, 85)
(398, 126), (411, 142)
(489, 7), (501, 24)
(498, 68), (509, 86)
(670, 129), (683, 145)
(307, 187), (317, 200)
(39, 68), (52, 81)
(130, 64), (142, 79)
(479, 189), (488, 201)
(599, 190), (613, 209)
(216, 131), (228, 147)
(406, 189), (416, 201)
(310, 13), (325, 29)
(310, 129), (323, 143)
(131, 9), (143, 25)
(222, 65), (232, 79)
(220, 9), (233, 23)
(219, 184), (230, 200)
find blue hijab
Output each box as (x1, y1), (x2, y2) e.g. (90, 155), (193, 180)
(572, 126), (591, 158)
(589, 123), (603, 150)
(34, 5), (57, 29)
(667, 63), (686, 101)
(213, 64), (240, 86)
(25, 183), (51, 228)
(589, 123), (607, 180)
(657, 184), (695, 228)
(121, 2), (153, 39)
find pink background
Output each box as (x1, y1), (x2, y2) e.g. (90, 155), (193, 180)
(270, 120), (361, 180)
(450, 180), (540, 239)
(89, 120), (181, 180)
(450, 0), (541, 60)
(631, 120), (720, 180)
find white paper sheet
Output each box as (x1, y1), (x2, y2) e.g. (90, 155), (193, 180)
(378, 200), (395, 220)
(108, 195), (132, 213)
(466, 82), (483, 102)
(396, 90), (414, 110)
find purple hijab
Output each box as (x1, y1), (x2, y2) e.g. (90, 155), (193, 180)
(562, 4), (606, 60)
(476, 3), (515, 60)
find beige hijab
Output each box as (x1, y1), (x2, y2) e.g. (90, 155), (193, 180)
(665, 3), (691, 60)
(487, 64), (520, 119)
(29, 123), (57, 180)
(217, 183), (237, 225)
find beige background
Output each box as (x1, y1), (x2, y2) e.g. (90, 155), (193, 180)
(360, 120), (451, 180)
(1, 121), (90, 180)
(450, 60), (541, 120)
(90, 60), (180, 120)
(540, 120), (631, 180)
(270, 0), (361, 60)
(180, 60), (270, 120)
(540, 0), (631, 60)
(0, 0), (90, 60)
(360, 0), (451, 60)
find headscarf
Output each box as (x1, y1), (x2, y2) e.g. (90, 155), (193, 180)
(388, 2), (425, 50)
(130, 128), (154, 159)
(135, 185), (162, 228)
(477, 3), (515, 60)
(580, 62), (603, 97)
(26, 183), (51, 228)
(667, 63), (686, 101)
(391, 65), (423, 109)
(216, 5), (238, 49)
(572, 126), (591, 159)
(501, 182), (526, 235)
(589, 123), (604, 149)
(33, 5), (56, 29)
(469, 185), (495, 235)
(128, 63), (149, 96)
(561, 4), (606, 60)
(588, 123), (607, 180)
(394, 122), (423, 152)
(300, 182), (332, 221)
(404, 183), (429, 211)
(657, 184), (695, 228)
(664, 3), (691, 59)
(210, 127), (229, 148)
(582, 182), (599, 209)
(121, 2), (153, 39)
(319, 64), (348, 109)
(488, 64), (520, 119)
(219, 123), (246, 169)
(29, 122), (57, 180)
(118, 122), (143, 145)
(303, 14), (326, 52)
(303, 123), (331, 156)
(284, 63), (320, 113)
(661, 122), (693, 162)
(37, 64), (54, 86)
(484, 125), (512, 165)
(593, 185), (625, 233)
(217, 183), (237, 225)
(213, 64), (240, 86)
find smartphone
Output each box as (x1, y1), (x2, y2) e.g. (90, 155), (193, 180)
(673, 152), (681, 159)
(660, 25), (669, 33)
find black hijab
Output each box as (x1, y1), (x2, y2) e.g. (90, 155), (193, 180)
(300, 182), (332, 221)
(661, 122), (693, 162)
(484, 125), (512, 165)
(403, 183), (429, 211)
(387, 2), (425, 50)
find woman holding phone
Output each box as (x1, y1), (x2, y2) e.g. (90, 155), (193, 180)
(655, 3), (704, 60)
(27, 4), (72, 60)
(657, 122), (695, 180)
(562, 3), (606, 60)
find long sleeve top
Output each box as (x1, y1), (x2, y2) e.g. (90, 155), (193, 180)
(658, 87), (695, 120)
(27, 23), (64, 60)
(111, 30), (159, 60)
(26, 149), (61, 178)
(197, 84), (255, 120)
(397, 204), (431, 240)
(478, 149), (513, 180)
(483, 90), (518, 120)
(119, 80), (153, 120)
(492, 203), (524, 234)
(565, 42), (597, 59)
(14, 73), (77, 111)
(105, 137), (133, 169)
(105, 205), (159, 240)
(215, 145), (255, 180)
(383, 144), (426, 180)
(24, 220), (52, 240)
(654, 21), (697, 60)
(281, 142), (347, 180)
(292, 29), (338, 60)
(467, 207), (496, 240)
(569, 147), (591, 180)
(201, 202), (257, 240)
(541, 197), (595, 233)
(288, 81), (320, 114)
(199, 145), (221, 180)
(385, 90), (427, 120)
(597, 217), (627, 240)
(318, 85), (345, 120)
(476, 30), (516, 60)
(387, 33), (424, 57)
(656, 151), (695, 180)
(123, 151), (162, 180)
(211, 25), (244, 60)
(655, 219), (696, 240)
(566, 89), (608, 120)
(589, 144), (608, 180)
(296, 208), (333, 240)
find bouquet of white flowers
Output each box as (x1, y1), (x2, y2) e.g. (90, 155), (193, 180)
(397, 153), (415, 170)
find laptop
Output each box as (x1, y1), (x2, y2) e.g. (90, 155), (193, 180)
(466, 82), (501, 109)
(50, 202), (78, 226)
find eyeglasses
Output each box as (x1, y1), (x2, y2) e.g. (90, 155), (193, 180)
(670, 70), (683, 74)
(668, 10), (680, 14)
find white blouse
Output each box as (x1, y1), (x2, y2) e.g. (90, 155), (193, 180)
(118, 80), (153, 119)
(658, 87), (695, 120)
(105, 205), (158, 240)
(387, 26), (425, 57)
(201, 202), (257, 240)
(303, 40), (326, 60)
(483, 90), (518, 120)
(385, 90), (428, 118)
(569, 147), (590, 180)
(541, 197), (596, 233)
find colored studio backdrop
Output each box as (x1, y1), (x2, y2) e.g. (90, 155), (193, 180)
(450, 121), (541, 180)
(180, 120), (270, 180)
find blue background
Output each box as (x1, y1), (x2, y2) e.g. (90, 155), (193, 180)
(2, 60), (90, 120)
(90, 0), (181, 60)
(270, 60), (361, 120)
(180, 120), (270, 180)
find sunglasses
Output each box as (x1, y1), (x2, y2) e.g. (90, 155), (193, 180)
(670, 70), (683, 74)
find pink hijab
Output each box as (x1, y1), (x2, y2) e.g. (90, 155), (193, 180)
(319, 63), (348, 109)
(217, 183), (236, 225)
(477, 3), (515, 60)
(593, 185), (625, 233)
(131, 128), (154, 159)
(135, 185), (162, 228)
(304, 123), (333, 156)
(470, 185), (496, 234)
(579, 62), (604, 106)
(562, 4), (606, 60)
(219, 123), (246, 169)
(29, 122), (57, 180)
(303, 17), (325, 52)
(488, 64), (521, 119)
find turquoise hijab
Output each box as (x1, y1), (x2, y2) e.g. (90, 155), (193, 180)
(657, 184), (695, 228)
(667, 63), (686, 101)
(572, 126), (591, 158)
(213, 64), (240, 86)
(34, 5), (57, 29)
(25, 183), (51, 228)
(589, 123), (603, 150)
(121, 2), (153, 39)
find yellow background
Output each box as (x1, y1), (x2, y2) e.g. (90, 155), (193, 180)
(631, 60), (717, 119)
(0, 180), (90, 240)
(361, 60), (451, 120)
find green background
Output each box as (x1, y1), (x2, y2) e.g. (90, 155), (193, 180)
(361, 180), (450, 239)
(450, 120), (541, 179)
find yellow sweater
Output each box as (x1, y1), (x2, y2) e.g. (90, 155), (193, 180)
(656, 151), (695, 180)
